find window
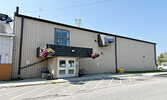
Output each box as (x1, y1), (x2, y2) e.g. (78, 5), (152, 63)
(59, 60), (66, 68)
(55, 28), (69, 46)
(163, 64), (167, 66)
(69, 60), (74, 67)
(59, 70), (65, 75)
(68, 69), (74, 74)
(0, 55), (1, 64)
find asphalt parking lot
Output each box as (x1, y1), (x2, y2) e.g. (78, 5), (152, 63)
(0, 75), (164, 100)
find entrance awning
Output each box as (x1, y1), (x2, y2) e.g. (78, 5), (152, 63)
(37, 44), (93, 58)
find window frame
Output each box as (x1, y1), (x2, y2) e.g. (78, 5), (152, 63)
(54, 28), (70, 46)
(0, 55), (1, 64)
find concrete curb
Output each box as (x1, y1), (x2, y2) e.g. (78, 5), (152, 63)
(0, 72), (166, 89)
(142, 72), (167, 76)
(0, 80), (69, 89)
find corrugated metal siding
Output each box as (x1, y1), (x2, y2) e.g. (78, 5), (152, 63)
(117, 37), (157, 71)
(70, 31), (116, 74)
(13, 16), (116, 78)
(0, 35), (13, 64)
(13, 15), (156, 78)
(12, 17), (21, 79)
(13, 17), (55, 78)
(0, 23), (13, 33)
(20, 18), (54, 78)
(76, 58), (79, 76)
(47, 57), (56, 78)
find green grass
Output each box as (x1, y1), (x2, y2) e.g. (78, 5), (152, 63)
(3, 78), (23, 81)
(125, 70), (166, 73)
(51, 82), (57, 84)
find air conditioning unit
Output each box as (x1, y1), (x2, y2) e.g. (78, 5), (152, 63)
(108, 37), (114, 43)
(98, 34), (114, 47)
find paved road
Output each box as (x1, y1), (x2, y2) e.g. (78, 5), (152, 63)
(0, 75), (165, 100)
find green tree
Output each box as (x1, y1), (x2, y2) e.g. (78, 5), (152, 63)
(157, 53), (167, 65)
(160, 53), (164, 58)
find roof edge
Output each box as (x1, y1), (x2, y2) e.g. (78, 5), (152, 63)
(15, 13), (156, 45)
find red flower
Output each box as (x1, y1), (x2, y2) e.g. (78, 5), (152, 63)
(42, 49), (48, 58)
(91, 53), (100, 59)
(42, 48), (55, 58)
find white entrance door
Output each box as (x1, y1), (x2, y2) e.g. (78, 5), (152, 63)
(57, 58), (76, 78)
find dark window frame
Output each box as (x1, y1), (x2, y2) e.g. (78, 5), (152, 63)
(0, 55), (1, 64)
(54, 28), (70, 46)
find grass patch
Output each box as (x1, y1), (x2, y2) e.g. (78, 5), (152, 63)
(3, 78), (23, 81)
(125, 70), (166, 73)
(51, 82), (57, 84)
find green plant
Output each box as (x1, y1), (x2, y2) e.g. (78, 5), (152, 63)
(157, 53), (167, 65)
(3, 78), (23, 81)
(42, 48), (55, 58)
(51, 82), (57, 84)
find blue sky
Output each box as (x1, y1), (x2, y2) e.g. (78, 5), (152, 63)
(1, 0), (167, 56)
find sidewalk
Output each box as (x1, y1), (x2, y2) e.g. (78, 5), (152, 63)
(0, 72), (167, 89)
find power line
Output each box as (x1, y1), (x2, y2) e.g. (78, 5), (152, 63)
(23, 0), (112, 13)
(47, 0), (112, 11)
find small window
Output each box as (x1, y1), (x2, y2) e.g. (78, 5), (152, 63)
(55, 28), (69, 46)
(69, 60), (74, 67)
(59, 70), (65, 75)
(68, 69), (74, 74)
(59, 60), (66, 68)
(0, 55), (1, 64)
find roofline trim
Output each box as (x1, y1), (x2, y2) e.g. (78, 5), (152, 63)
(15, 13), (156, 45)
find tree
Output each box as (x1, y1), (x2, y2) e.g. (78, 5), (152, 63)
(157, 53), (167, 65)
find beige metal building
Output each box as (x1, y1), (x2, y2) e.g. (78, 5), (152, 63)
(12, 9), (157, 79)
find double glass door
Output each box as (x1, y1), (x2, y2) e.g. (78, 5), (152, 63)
(57, 58), (75, 78)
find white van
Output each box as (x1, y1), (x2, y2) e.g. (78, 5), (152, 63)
(158, 62), (167, 70)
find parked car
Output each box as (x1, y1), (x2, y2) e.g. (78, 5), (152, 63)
(158, 63), (167, 70)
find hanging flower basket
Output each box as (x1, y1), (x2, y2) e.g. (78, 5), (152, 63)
(42, 48), (55, 58)
(91, 53), (100, 59)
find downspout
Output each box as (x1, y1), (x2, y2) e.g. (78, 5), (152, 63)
(18, 16), (24, 78)
(115, 36), (118, 73)
(154, 44), (158, 67)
